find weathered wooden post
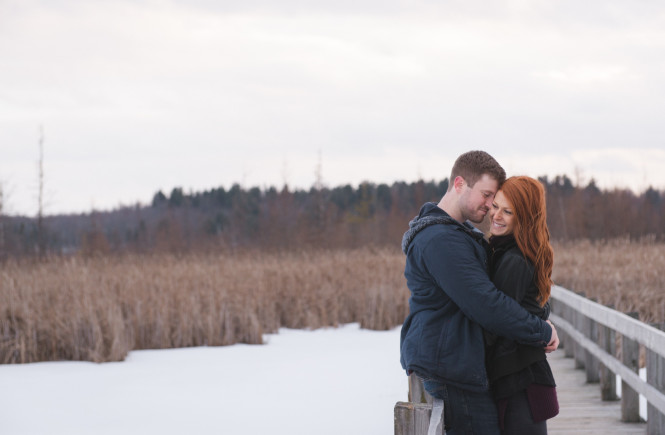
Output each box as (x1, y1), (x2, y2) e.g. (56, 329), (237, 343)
(585, 297), (600, 383)
(621, 312), (641, 422)
(394, 375), (443, 435)
(408, 373), (433, 404)
(573, 293), (586, 369)
(395, 402), (442, 435)
(550, 298), (569, 354)
(599, 304), (618, 401)
(562, 301), (574, 358)
(647, 323), (665, 434)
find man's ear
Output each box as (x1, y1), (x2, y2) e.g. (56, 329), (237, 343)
(453, 176), (466, 193)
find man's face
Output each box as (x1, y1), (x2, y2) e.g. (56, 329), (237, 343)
(458, 174), (499, 223)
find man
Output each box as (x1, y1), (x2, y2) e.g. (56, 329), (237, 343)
(400, 150), (558, 434)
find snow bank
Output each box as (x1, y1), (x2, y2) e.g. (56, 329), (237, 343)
(0, 324), (406, 435)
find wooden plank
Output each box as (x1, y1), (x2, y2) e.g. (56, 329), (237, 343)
(394, 401), (415, 435)
(585, 300), (600, 383)
(598, 318), (618, 401)
(621, 312), (641, 422)
(408, 373), (433, 404)
(562, 301), (574, 358)
(414, 404), (433, 435)
(550, 313), (665, 416)
(552, 285), (665, 359)
(574, 307), (585, 369)
(648, 323), (665, 435)
(394, 402), (443, 435)
(548, 351), (646, 434)
(395, 349), (654, 434)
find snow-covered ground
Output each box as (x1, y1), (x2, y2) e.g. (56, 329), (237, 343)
(0, 324), (651, 434)
(0, 324), (407, 435)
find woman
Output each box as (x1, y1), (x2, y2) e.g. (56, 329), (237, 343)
(485, 176), (559, 434)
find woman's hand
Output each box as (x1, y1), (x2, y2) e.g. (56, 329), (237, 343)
(544, 320), (559, 353)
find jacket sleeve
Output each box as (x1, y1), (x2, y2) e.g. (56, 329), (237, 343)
(421, 231), (552, 347)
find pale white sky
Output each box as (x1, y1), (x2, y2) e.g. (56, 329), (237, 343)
(1, 0), (664, 215)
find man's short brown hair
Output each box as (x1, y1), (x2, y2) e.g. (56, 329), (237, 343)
(448, 150), (506, 190)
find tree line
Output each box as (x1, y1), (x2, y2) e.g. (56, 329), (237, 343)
(1, 175), (663, 258)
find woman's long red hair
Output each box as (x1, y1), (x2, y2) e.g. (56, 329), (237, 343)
(500, 176), (554, 306)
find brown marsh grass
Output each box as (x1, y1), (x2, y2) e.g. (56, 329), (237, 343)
(552, 237), (665, 325)
(552, 237), (665, 367)
(0, 247), (408, 364)
(2, 238), (664, 364)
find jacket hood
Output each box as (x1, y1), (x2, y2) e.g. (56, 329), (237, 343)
(401, 203), (456, 254)
(401, 202), (485, 254)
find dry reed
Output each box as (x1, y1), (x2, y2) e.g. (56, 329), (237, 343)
(0, 247), (409, 364)
(552, 237), (665, 325)
(2, 238), (663, 364)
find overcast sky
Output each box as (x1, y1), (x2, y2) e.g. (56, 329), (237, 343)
(1, 0), (664, 216)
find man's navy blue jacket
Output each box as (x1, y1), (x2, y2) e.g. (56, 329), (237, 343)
(400, 202), (552, 392)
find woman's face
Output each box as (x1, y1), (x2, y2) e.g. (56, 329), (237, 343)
(489, 190), (515, 237)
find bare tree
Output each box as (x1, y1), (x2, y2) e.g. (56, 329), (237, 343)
(37, 125), (46, 257)
(314, 149), (323, 191)
(0, 181), (5, 259)
(310, 149), (328, 245)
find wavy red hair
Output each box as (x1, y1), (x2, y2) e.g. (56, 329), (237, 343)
(499, 176), (554, 306)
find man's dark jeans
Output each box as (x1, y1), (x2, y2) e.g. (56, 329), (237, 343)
(423, 379), (500, 435)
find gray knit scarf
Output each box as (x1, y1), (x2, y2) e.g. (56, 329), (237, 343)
(401, 214), (485, 254)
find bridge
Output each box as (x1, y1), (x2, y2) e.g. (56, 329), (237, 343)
(395, 285), (665, 435)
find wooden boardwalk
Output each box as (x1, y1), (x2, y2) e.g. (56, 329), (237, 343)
(547, 350), (647, 434)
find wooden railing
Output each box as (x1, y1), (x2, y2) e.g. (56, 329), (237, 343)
(394, 374), (442, 435)
(394, 284), (665, 434)
(550, 285), (665, 434)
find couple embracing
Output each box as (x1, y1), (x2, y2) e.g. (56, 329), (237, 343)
(400, 150), (560, 434)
